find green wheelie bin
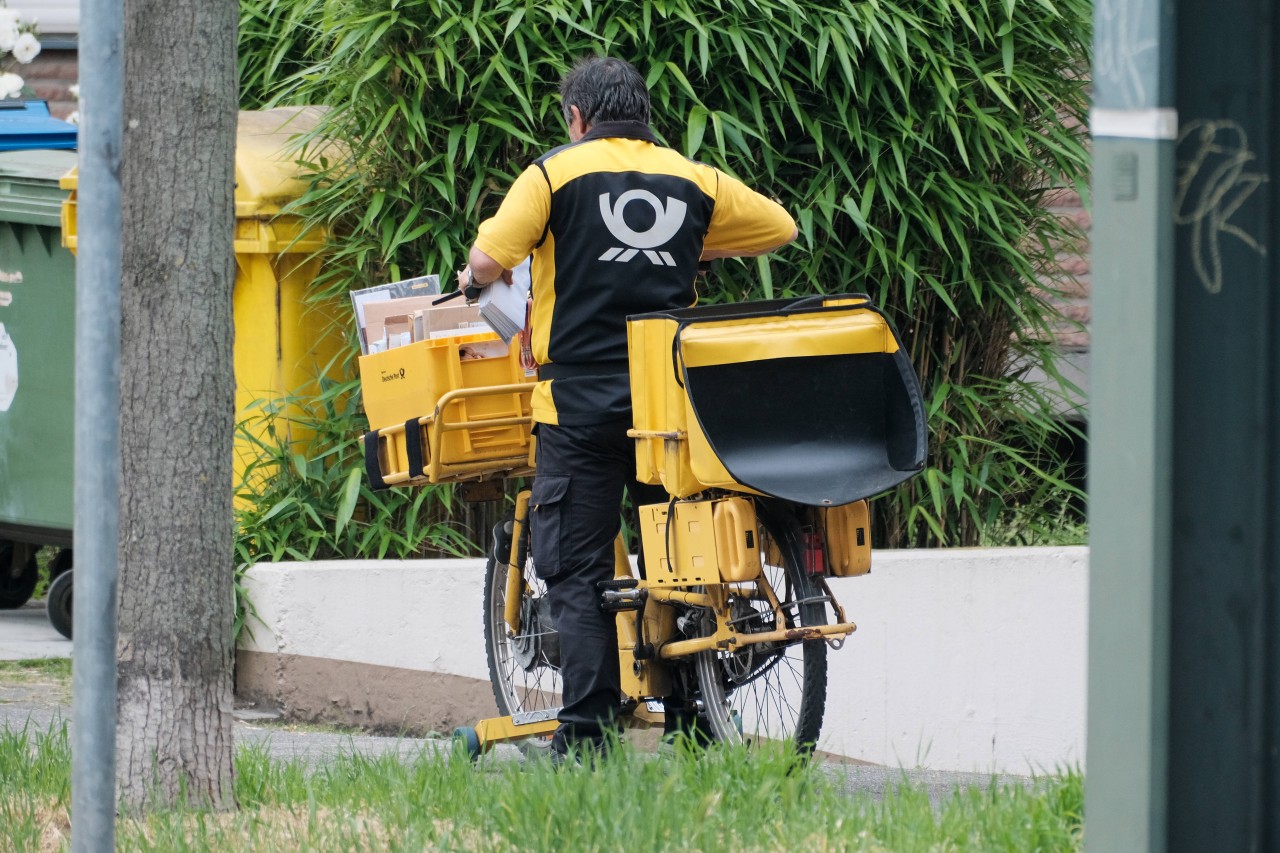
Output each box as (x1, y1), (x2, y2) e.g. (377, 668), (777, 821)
(0, 146), (76, 637)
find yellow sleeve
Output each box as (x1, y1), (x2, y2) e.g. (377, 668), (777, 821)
(702, 170), (796, 254)
(473, 165), (551, 269)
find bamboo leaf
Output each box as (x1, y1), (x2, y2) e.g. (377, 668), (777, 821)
(686, 104), (708, 156)
(334, 468), (363, 534)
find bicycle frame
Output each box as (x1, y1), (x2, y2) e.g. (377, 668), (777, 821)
(473, 487), (858, 751)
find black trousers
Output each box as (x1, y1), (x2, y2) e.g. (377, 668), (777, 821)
(529, 420), (669, 745)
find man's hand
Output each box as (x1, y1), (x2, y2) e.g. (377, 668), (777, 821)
(456, 264), (514, 301)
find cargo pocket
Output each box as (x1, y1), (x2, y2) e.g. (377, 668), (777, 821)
(529, 474), (570, 579)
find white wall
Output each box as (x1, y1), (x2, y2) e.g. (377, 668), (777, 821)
(822, 547), (1088, 774)
(242, 558), (488, 679)
(9, 1), (79, 36)
(240, 546), (1088, 774)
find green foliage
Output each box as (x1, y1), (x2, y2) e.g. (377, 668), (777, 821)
(237, 0), (326, 110)
(237, 0), (1091, 547)
(234, 389), (478, 567)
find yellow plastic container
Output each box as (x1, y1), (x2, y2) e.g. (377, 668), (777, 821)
(627, 297), (903, 500)
(358, 333), (535, 486)
(637, 496), (761, 587)
(60, 107), (347, 491)
(821, 500), (872, 577)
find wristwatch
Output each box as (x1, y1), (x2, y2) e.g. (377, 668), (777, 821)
(464, 269), (484, 302)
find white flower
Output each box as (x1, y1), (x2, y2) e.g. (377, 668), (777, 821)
(0, 22), (18, 52)
(69, 83), (79, 99)
(11, 31), (39, 64)
(67, 110), (78, 125)
(0, 72), (23, 100)
(0, 9), (21, 29)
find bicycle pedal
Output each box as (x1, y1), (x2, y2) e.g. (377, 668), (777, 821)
(600, 596), (645, 613)
(597, 578), (639, 591)
(599, 587), (646, 613)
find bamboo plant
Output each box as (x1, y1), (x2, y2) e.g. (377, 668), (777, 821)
(235, 0), (1091, 552)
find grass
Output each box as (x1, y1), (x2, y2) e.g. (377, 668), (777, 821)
(0, 659), (71, 680)
(0, 659), (73, 707)
(1, 721), (1084, 852)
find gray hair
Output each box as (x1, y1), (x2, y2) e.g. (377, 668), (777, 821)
(559, 56), (651, 127)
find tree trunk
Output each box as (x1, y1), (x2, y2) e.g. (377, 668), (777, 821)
(116, 0), (238, 811)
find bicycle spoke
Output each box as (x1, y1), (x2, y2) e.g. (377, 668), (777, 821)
(696, 503), (827, 749)
(484, 514), (563, 716)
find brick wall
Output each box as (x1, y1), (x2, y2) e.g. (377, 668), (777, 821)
(1044, 188), (1092, 351)
(17, 48), (78, 120)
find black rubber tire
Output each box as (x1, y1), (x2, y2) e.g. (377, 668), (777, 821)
(46, 568), (73, 640)
(695, 500), (828, 752)
(483, 513), (562, 716)
(0, 540), (39, 609)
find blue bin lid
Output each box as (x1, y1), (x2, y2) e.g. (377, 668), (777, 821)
(0, 100), (77, 151)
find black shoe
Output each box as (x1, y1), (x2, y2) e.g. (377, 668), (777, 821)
(550, 730), (612, 769)
(660, 708), (716, 754)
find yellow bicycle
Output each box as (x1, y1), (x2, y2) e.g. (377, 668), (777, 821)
(361, 293), (926, 756)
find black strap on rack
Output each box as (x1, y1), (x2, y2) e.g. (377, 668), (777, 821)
(363, 429), (389, 491)
(403, 418), (425, 479)
(663, 494), (680, 580)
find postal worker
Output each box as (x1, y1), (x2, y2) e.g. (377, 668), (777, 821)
(458, 55), (797, 762)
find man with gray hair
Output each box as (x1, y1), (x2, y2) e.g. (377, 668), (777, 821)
(459, 55), (797, 763)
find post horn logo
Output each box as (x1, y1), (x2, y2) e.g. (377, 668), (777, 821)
(597, 190), (688, 266)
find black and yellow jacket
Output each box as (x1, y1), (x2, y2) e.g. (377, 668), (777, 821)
(474, 120), (796, 426)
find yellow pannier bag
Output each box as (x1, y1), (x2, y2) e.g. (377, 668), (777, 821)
(627, 294), (926, 507)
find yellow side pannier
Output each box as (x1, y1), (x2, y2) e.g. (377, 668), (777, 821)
(626, 294), (926, 507)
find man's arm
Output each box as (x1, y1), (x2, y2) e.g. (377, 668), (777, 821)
(702, 169), (798, 259)
(457, 247), (513, 294)
(700, 226), (798, 260)
(456, 165), (549, 292)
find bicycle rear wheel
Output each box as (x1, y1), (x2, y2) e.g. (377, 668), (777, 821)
(695, 501), (828, 751)
(483, 513), (562, 716)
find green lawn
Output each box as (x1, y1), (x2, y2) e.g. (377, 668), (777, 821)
(2, 722), (1083, 852)
(0, 659), (72, 708)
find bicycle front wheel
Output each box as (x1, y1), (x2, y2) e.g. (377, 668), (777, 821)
(695, 500), (829, 751)
(483, 512), (562, 716)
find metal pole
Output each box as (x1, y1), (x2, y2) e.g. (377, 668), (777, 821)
(71, 0), (123, 848)
(1086, 0), (1175, 851)
(1165, 0), (1278, 847)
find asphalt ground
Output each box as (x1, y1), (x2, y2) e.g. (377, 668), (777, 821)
(1, 599), (1038, 805)
(0, 600), (71, 661)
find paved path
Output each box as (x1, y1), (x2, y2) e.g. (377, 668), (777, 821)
(1, 600), (1037, 805)
(1, 700), (1032, 807)
(0, 601), (72, 660)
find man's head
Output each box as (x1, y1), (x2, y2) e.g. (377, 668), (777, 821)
(559, 56), (650, 136)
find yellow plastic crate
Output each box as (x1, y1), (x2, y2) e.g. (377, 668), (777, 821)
(358, 332), (535, 486)
(626, 295), (925, 506)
